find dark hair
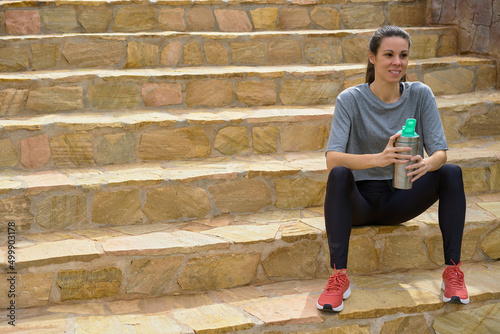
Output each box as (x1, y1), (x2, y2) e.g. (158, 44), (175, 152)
(365, 26), (412, 84)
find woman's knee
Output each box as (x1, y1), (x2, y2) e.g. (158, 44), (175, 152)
(326, 166), (354, 192)
(438, 164), (464, 188)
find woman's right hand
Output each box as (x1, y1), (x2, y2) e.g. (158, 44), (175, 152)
(375, 133), (412, 168)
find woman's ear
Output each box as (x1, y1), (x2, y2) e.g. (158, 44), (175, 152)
(368, 52), (375, 64)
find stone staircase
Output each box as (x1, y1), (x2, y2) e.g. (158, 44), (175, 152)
(0, 0), (499, 333)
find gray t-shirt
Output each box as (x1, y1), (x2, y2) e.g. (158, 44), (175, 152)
(326, 81), (448, 181)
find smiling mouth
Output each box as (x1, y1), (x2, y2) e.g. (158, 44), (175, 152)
(389, 71), (401, 74)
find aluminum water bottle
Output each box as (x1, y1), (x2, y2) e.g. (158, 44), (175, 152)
(393, 118), (420, 190)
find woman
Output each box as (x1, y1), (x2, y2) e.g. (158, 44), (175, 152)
(316, 26), (468, 312)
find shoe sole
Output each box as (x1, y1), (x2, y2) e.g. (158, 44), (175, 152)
(441, 281), (469, 304)
(316, 286), (351, 312)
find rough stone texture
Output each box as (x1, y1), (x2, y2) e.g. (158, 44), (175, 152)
(433, 302), (500, 333)
(481, 227), (500, 259)
(476, 64), (497, 90)
(269, 39), (302, 65)
(96, 133), (135, 164)
(0, 88), (28, 116)
(203, 224), (279, 244)
(183, 41), (204, 65)
(36, 194), (86, 230)
(278, 8), (310, 30)
(74, 314), (183, 333)
(5, 10), (41, 35)
(27, 86), (83, 112)
(208, 179), (272, 213)
(113, 7), (155, 32)
(281, 123), (327, 152)
(0, 196), (33, 231)
(250, 7), (278, 30)
(311, 6), (340, 29)
(381, 315), (431, 334)
(178, 253), (260, 291)
(63, 42), (122, 68)
(78, 5), (113, 33)
(185, 80), (233, 107)
(0, 138), (18, 168)
(159, 8), (186, 31)
(462, 167), (488, 193)
(343, 38), (369, 63)
(40, 8), (77, 32)
(275, 178), (326, 209)
(424, 68), (474, 95)
(126, 41), (158, 68)
(0, 273), (53, 308)
(382, 235), (429, 270)
(491, 164), (500, 192)
(92, 189), (142, 225)
(0, 46), (29, 71)
(388, 3), (426, 27)
(88, 84), (140, 109)
(460, 109), (500, 138)
(31, 43), (59, 70)
(161, 41), (181, 66)
(204, 42), (229, 65)
(139, 127), (210, 160)
(20, 134), (51, 169)
(262, 240), (321, 279)
(57, 267), (122, 301)
(141, 83), (182, 106)
(342, 5), (385, 29)
(50, 132), (94, 166)
(214, 126), (250, 155)
(305, 40), (342, 64)
(279, 79), (341, 105)
(186, 8), (215, 31)
(347, 236), (379, 274)
(281, 222), (320, 243)
(127, 256), (184, 295)
(253, 125), (280, 154)
(144, 185), (211, 221)
(214, 9), (252, 32)
(411, 35), (439, 59)
(230, 41), (267, 64)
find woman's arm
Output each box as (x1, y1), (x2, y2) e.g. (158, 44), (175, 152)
(407, 149), (447, 182)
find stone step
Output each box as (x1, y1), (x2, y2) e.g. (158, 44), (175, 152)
(1, 265), (500, 334)
(0, 56), (496, 116)
(1, 140), (499, 233)
(1, 90), (499, 170)
(0, 0), (428, 35)
(0, 27), (458, 71)
(0, 197), (498, 308)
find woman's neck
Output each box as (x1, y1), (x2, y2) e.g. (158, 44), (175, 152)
(369, 80), (401, 104)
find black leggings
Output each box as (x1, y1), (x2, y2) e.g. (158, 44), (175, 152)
(324, 164), (466, 269)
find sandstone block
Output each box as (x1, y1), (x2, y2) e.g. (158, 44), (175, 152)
(236, 80), (276, 106)
(96, 133), (135, 164)
(78, 5), (113, 33)
(21, 134), (50, 169)
(279, 79), (341, 105)
(481, 227), (500, 259)
(388, 3), (426, 27)
(477, 64), (497, 90)
(178, 253), (260, 291)
(347, 236), (379, 274)
(433, 303), (500, 333)
(278, 8), (311, 30)
(440, 115), (460, 142)
(141, 82), (182, 106)
(274, 178), (326, 209)
(113, 7), (155, 32)
(342, 5), (385, 29)
(209, 179), (272, 213)
(462, 167), (488, 193)
(305, 40), (342, 64)
(182, 41), (204, 65)
(0, 46), (29, 71)
(381, 315), (431, 334)
(460, 109), (500, 138)
(311, 6), (340, 29)
(40, 8), (77, 32)
(281, 222), (320, 243)
(92, 189), (142, 225)
(5, 10), (41, 35)
(410, 35), (439, 59)
(75, 314), (183, 333)
(262, 240), (321, 279)
(185, 80), (233, 107)
(250, 7), (278, 30)
(31, 44), (59, 70)
(280, 123), (327, 151)
(186, 8), (215, 31)
(159, 8), (186, 31)
(63, 42), (123, 68)
(161, 41), (181, 66)
(269, 39), (301, 65)
(144, 185), (211, 221)
(490, 164), (500, 192)
(0, 273), (53, 308)
(438, 35), (458, 56)
(27, 86), (83, 112)
(0, 89), (28, 116)
(214, 126), (250, 155)
(126, 41), (158, 68)
(203, 224), (280, 244)
(253, 125), (279, 154)
(215, 9), (252, 32)
(230, 41), (267, 64)
(204, 42), (229, 65)
(57, 267), (122, 301)
(424, 68), (474, 95)
(36, 194), (86, 230)
(0, 138), (18, 168)
(0, 196), (32, 232)
(342, 38), (370, 63)
(127, 256), (184, 295)
(50, 132), (94, 166)
(88, 84), (140, 109)
(382, 235), (429, 270)
(139, 127), (210, 160)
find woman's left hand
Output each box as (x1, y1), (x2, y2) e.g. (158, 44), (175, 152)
(406, 155), (431, 182)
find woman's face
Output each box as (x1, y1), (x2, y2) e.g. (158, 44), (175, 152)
(369, 36), (409, 85)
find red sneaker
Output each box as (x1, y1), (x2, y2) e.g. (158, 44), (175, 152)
(442, 261), (469, 304)
(316, 268), (351, 312)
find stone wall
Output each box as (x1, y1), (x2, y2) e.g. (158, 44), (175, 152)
(429, 0), (500, 87)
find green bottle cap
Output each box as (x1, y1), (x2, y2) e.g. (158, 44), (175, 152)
(401, 118), (418, 137)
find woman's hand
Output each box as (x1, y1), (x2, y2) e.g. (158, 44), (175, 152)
(375, 133), (412, 168)
(406, 155), (430, 182)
